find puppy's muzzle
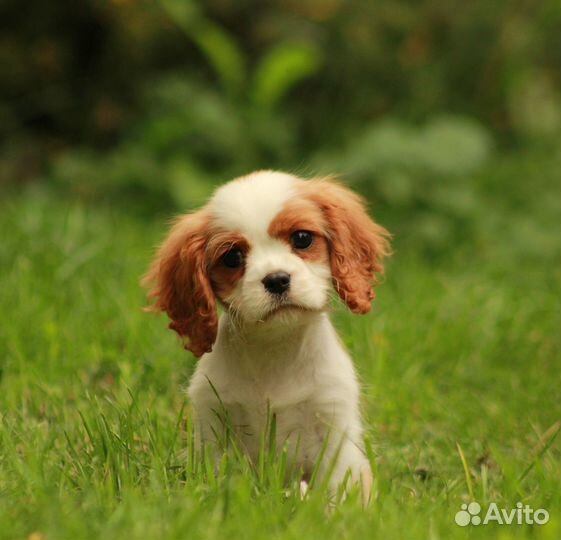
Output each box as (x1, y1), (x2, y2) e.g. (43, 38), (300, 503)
(262, 272), (290, 295)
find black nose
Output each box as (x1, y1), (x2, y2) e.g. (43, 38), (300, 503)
(262, 272), (291, 295)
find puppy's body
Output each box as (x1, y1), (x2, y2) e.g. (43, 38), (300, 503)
(143, 171), (390, 499)
(189, 311), (367, 488)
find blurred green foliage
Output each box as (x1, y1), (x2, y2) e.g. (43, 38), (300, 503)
(1, 0), (560, 254)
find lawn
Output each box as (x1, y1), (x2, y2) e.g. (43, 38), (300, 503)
(1, 172), (560, 539)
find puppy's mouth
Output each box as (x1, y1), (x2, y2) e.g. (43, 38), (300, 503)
(259, 301), (315, 322)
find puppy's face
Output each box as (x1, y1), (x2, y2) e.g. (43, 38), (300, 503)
(208, 173), (332, 325)
(143, 171), (390, 357)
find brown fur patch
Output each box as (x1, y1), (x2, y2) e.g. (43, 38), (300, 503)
(299, 178), (391, 313)
(141, 210), (218, 358)
(207, 232), (250, 301)
(268, 199), (329, 262)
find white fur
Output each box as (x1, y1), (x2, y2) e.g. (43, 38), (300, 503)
(188, 171), (372, 499)
(210, 170), (296, 240)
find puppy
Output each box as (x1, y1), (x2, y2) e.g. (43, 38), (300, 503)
(143, 171), (390, 501)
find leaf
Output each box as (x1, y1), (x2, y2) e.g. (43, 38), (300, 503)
(252, 42), (322, 110)
(456, 441), (475, 500)
(159, 0), (246, 97)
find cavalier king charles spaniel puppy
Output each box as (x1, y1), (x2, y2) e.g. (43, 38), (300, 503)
(143, 171), (390, 502)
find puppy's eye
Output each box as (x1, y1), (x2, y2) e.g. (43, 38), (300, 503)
(291, 230), (314, 250)
(222, 248), (243, 269)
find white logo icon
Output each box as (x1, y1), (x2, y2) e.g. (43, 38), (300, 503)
(455, 502), (481, 526)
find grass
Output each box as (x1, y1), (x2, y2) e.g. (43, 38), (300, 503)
(0, 183), (560, 540)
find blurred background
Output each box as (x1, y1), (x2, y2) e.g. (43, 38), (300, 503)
(1, 0), (561, 259)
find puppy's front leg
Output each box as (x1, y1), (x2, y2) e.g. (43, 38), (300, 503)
(326, 440), (373, 507)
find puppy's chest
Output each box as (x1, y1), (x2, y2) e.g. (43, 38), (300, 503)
(220, 374), (319, 426)
(222, 396), (330, 461)
(205, 369), (333, 455)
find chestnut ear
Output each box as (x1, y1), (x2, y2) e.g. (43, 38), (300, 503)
(141, 211), (217, 357)
(305, 179), (391, 313)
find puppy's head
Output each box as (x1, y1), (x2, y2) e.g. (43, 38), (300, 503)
(142, 171), (391, 357)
